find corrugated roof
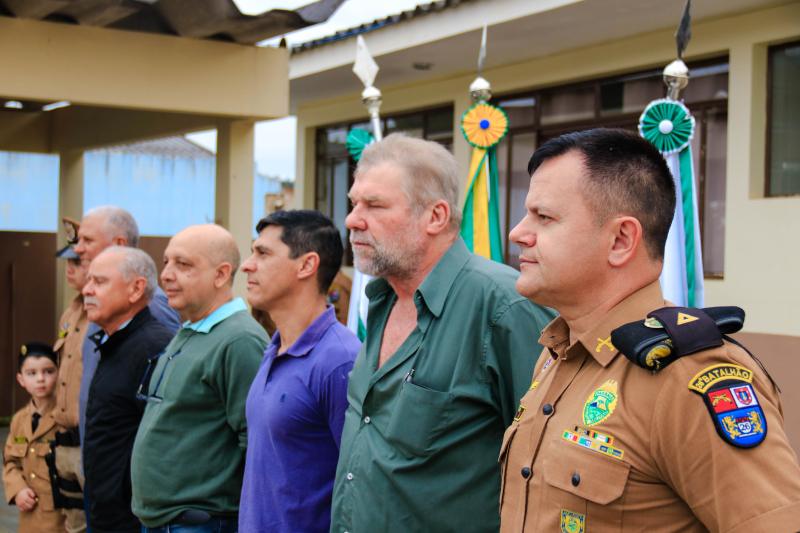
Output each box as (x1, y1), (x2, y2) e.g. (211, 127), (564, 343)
(291, 0), (473, 54)
(0, 0), (345, 46)
(100, 136), (215, 159)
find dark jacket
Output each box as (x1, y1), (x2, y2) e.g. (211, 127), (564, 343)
(83, 306), (173, 533)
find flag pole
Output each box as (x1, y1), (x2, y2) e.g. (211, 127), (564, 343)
(460, 25), (507, 263)
(346, 35), (381, 340)
(639, 0), (704, 308)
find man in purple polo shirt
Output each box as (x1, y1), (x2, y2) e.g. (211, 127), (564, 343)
(239, 210), (360, 533)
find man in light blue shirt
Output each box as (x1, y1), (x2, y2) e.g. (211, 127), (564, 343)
(130, 224), (269, 532)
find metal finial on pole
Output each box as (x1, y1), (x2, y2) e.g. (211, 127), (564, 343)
(664, 0), (692, 101)
(353, 35), (383, 141)
(470, 25), (492, 102)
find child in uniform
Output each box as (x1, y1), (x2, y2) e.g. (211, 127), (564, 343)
(3, 342), (67, 533)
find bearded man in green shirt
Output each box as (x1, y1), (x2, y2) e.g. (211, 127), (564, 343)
(331, 133), (556, 533)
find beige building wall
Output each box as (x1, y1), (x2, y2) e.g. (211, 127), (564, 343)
(294, 2), (800, 337)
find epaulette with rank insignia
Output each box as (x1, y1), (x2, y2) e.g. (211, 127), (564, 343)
(611, 306), (745, 373)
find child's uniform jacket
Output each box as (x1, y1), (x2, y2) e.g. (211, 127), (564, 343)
(3, 401), (67, 533)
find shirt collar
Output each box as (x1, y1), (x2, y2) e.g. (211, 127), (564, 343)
(101, 317), (133, 344)
(183, 298), (247, 333)
(269, 305), (338, 358)
(363, 237), (471, 318)
(415, 237), (471, 318)
(539, 280), (667, 367)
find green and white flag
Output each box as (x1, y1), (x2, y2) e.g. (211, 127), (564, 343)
(639, 98), (704, 307)
(345, 128), (375, 341)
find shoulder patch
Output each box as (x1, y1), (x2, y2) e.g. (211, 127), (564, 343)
(689, 364), (766, 448)
(688, 364), (753, 393)
(514, 405), (526, 421)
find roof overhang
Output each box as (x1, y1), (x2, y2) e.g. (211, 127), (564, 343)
(289, 0), (793, 111)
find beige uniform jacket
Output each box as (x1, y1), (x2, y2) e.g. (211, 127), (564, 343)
(3, 402), (68, 533)
(499, 281), (800, 533)
(53, 295), (88, 429)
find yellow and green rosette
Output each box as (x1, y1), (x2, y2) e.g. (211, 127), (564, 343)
(461, 102), (508, 149)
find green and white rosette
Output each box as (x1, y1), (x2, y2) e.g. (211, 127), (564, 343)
(639, 98), (695, 154)
(346, 129), (374, 162)
(639, 98), (704, 308)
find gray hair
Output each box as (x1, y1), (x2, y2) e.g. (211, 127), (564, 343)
(355, 133), (463, 231)
(84, 206), (140, 248)
(105, 246), (158, 302)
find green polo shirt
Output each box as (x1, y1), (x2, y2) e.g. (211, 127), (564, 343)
(331, 238), (556, 533)
(130, 299), (270, 527)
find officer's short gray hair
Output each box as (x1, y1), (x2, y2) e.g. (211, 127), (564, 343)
(84, 206), (140, 248)
(355, 133), (463, 231)
(105, 246), (157, 302)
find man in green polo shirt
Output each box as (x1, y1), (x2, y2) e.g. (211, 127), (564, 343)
(331, 133), (556, 533)
(130, 224), (269, 532)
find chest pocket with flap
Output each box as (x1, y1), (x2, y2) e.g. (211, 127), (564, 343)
(384, 380), (453, 459)
(543, 437), (630, 505)
(7, 443), (27, 458)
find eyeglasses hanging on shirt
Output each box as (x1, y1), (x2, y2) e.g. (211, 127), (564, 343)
(136, 316), (209, 403)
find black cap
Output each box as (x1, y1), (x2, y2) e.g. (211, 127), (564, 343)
(55, 245), (79, 259)
(19, 342), (58, 370)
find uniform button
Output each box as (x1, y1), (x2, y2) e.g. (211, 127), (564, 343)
(68, 354), (72, 358)
(542, 404), (554, 415)
(572, 474), (580, 486)
(75, 327), (80, 332)
(364, 416), (371, 424)
(521, 467), (530, 479)
(267, 375), (272, 382)
(346, 473), (354, 481)
(62, 382), (66, 386)
(30, 448), (35, 453)
(62, 409), (65, 412)
(30, 473), (36, 479)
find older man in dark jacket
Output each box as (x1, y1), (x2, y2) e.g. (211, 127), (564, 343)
(82, 246), (173, 533)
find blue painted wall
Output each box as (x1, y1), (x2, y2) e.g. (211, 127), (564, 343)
(84, 151), (216, 236)
(1, 150), (282, 238)
(0, 152), (60, 232)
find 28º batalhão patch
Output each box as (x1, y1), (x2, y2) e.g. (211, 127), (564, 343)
(688, 364), (766, 448)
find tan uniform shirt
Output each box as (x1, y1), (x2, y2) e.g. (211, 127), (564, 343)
(53, 294), (88, 429)
(3, 402), (68, 533)
(499, 281), (800, 533)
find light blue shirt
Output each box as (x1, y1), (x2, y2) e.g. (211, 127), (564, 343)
(183, 298), (248, 333)
(101, 318), (132, 344)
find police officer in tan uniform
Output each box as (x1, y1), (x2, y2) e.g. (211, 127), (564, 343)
(500, 128), (800, 533)
(52, 218), (89, 533)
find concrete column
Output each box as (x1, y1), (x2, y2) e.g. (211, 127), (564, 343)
(215, 120), (255, 304)
(55, 150), (84, 328)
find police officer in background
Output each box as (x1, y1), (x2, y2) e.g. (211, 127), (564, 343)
(499, 128), (800, 533)
(52, 218), (89, 532)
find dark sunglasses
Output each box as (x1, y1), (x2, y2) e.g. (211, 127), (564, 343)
(136, 349), (181, 403)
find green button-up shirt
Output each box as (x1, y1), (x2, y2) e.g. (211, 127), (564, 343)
(331, 238), (557, 533)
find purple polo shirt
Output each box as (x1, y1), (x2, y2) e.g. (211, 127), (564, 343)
(240, 305), (360, 533)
